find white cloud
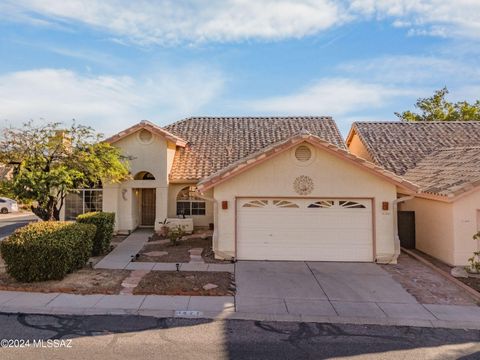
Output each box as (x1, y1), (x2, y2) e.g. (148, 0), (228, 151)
(0, 67), (225, 135)
(3, 0), (348, 45)
(337, 55), (480, 85)
(349, 0), (480, 39)
(250, 78), (415, 116)
(3, 1), (480, 44)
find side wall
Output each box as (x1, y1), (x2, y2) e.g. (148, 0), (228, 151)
(452, 189), (480, 265)
(347, 133), (374, 163)
(399, 198), (455, 264)
(212, 142), (398, 262)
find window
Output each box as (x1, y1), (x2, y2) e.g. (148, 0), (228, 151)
(65, 189), (103, 220)
(308, 200), (334, 208)
(134, 171), (155, 180)
(242, 199), (268, 208)
(176, 186), (206, 216)
(339, 200), (366, 209)
(273, 200), (299, 208)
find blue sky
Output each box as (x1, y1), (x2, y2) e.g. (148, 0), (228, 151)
(0, 1), (479, 136)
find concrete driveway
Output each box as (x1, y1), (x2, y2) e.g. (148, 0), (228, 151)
(235, 261), (431, 319)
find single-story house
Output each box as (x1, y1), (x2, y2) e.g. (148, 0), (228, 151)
(347, 121), (480, 266)
(61, 117), (418, 263)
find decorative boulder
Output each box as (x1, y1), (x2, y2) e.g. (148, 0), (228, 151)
(450, 267), (469, 278)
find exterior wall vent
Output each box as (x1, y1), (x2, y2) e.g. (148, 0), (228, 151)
(295, 145), (312, 162)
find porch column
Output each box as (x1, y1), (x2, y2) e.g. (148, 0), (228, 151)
(155, 186), (168, 232)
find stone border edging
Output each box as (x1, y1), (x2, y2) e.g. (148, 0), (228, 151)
(401, 248), (480, 303)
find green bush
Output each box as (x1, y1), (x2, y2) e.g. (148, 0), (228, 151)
(77, 212), (115, 256)
(0, 221), (95, 282)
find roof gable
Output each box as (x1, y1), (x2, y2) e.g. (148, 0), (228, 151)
(105, 120), (187, 147)
(197, 132), (418, 192)
(164, 116), (346, 181)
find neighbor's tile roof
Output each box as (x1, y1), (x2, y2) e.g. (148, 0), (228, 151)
(403, 147), (480, 197)
(164, 117), (345, 181)
(350, 121), (480, 176)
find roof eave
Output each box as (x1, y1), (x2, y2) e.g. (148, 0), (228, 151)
(104, 120), (187, 147)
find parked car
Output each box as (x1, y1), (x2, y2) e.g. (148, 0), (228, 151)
(0, 197), (19, 214)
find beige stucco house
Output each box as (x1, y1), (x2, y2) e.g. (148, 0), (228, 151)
(61, 117), (420, 263)
(347, 121), (480, 266)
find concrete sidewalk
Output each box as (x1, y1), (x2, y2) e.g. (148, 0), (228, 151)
(94, 230), (234, 272)
(1, 289), (480, 330)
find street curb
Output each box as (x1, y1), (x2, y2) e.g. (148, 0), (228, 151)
(1, 307), (480, 330)
(401, 248), (480, 303)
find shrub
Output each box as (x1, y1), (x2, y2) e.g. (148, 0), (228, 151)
(0, 221), (95, 282)
(77, 212), (115, 256)
(168, 225), (186, 246)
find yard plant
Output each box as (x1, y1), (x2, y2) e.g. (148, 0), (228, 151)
(467, 231), (480, 273)
(0, 121), (129, 221)
(0, 221), (96, 282)
(77, 212), (115, 256)
(168, 225), (186, 246)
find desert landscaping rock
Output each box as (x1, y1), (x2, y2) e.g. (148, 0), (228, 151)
(189, 248), (203, 256)
(144, 251), (168, 258)
(451, 267), (469, 278)
(120, 270), (149, 295)
(203, 283), (218, 290)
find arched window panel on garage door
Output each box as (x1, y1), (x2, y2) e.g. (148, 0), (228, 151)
(272, 200), (299, 208)
(339, 200), (366, 209)
(307, 200), (334, 208)
(242, 199), (269, 208)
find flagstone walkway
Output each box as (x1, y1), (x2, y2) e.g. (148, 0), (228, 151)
(94, 230), (234, 273)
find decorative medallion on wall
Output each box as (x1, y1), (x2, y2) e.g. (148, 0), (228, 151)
(293, 175), (314, 195)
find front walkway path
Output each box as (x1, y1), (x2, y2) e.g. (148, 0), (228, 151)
(94, 229), (234, 273)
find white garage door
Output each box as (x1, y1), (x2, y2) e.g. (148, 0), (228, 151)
(237, 198), (373, 262)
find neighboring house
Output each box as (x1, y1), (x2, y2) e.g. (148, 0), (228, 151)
(347, 121), (480, 266)
(61, 117), (418, 263)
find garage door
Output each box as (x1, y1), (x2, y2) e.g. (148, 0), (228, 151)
(237, 198), (373, 262)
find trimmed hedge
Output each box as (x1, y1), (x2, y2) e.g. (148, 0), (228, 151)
(0, 221), (95, 282)
(77, 212), (115, 256)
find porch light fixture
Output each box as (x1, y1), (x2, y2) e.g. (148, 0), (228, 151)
(382, 201), (389, 211)
(222, 201), (228, 210)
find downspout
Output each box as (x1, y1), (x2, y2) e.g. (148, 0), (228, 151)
(389, 195), (414, 263)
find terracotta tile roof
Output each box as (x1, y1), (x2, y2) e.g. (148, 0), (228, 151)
(349, 121), (480, 175)
(197, 131), (418, 192)
(164, 117), (345, 181)
(403, 147), (480, 197)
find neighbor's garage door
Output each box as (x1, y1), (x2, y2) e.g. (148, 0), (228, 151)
(237, 198), (373, 262)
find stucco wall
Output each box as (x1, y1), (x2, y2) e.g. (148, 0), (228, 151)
(399, 198), (455, 265)
(452, 189), (480, 265)
(347, 133), (374, 162)
(167, 184), (214, 228)
(212, 142), (398, 262)
(103, 130), (172, 232)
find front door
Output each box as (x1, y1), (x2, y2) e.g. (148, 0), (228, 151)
(141, 189), (156, 226)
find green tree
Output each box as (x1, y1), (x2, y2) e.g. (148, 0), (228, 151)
(395, 87), (480, 122)
(0, 121), (129, 220)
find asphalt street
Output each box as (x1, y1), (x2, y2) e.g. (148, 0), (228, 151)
(0, 213), (38, 239)
(0, 313), (479, 359)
